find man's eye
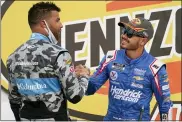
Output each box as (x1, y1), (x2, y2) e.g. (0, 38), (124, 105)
(56, 18), (60, 22)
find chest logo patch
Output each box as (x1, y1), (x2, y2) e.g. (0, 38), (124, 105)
(112, 63), (125, 71)
(133, 76), (144, 81)
(110, 71), (118, 80)
(133, 68), (146, 76)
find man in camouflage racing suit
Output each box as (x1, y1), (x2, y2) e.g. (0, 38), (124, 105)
(6, 2), (89, 121)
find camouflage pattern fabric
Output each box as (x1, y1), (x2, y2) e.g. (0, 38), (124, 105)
(6, 33), (88, 120)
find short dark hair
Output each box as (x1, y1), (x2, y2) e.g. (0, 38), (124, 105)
(28, 2), (61, 27)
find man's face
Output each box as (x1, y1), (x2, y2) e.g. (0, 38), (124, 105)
(120, 27), (145, 50)
(46, 11), (63, 41)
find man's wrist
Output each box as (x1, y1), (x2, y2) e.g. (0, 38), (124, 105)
(79, 75), (89, 79)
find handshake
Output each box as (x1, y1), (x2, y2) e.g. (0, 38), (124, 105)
(75, 64), (90, 77)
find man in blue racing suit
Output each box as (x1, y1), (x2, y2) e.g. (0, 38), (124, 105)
(84, 17), (173, 121)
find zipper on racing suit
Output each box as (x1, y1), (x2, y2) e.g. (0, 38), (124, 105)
(138, 105), (144, 121)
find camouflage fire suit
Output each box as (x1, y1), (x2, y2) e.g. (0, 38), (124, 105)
(6, 33), (88, 121)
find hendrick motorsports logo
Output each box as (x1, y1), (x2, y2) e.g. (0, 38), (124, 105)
(110, 85), (142, 103)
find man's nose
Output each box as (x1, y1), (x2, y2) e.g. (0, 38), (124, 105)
(60, 22), (63, 28)
(121, 33), (127, 38)
(121, 33), (129, 40)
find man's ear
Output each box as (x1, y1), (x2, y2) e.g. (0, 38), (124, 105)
(140, 38), (148, 46)
(40, 20), (46, 28)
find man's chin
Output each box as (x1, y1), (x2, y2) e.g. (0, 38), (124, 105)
(120, 45), (127, 49)
(55, 35), (60, 41)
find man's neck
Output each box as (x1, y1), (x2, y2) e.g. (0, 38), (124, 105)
(126, 47), (144, 59)
(31, 27), (48, 37)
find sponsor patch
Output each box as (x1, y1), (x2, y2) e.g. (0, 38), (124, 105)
(131, 18), (141, 25)
(110, 71), (118, 80)
(162, 91), (170, 95)
(133, 68), (146, 76)
(131, 82), (143, 89)
(160, 74), (169, 82)
(15, 61), (38, 66)
(112, 63), (125, 71)
(17, 82), (47, 90)
(162, 85), (169, 90)
(160, 74), (168, 79)
(133, 76), (144, 81)
(110, 85), (142, 103)
(15, 78), (61, 95)
(152, 64), (159, 69)
(107, 55), (113, 58)
(110, 80), (120, 85)
(163, 78), (169, 82)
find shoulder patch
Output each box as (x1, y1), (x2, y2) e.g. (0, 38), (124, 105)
(105, 50), (117, 64)
(149, 59), (165, 76)
(98, 50), (117, 73)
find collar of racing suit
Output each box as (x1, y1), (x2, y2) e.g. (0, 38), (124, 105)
(30, 33), (52, 43)
(123, 49), (148, 65)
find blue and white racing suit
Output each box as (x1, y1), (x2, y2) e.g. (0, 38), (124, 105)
(86, 49), (172, 121)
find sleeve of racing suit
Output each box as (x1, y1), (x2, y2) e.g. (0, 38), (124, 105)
(7, 66), (22, 121)
(86, 56), (109, 95)
(151, 65), (173, 121)
(54, 52), (89, 104)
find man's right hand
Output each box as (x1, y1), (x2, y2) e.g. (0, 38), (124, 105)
(75, 64), (90, 77)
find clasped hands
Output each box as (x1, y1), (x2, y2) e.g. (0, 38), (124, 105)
(75, 64), (90, 77)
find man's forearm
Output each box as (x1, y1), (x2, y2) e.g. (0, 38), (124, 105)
(64, 75), (89, 104)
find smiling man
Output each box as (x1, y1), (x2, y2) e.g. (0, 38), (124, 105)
(82, 17), (173, 121)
